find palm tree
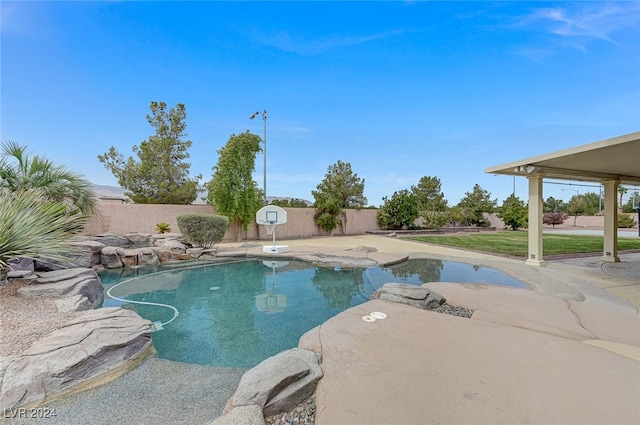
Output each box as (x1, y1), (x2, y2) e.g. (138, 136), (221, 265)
(618, 185), (628, 209)
(0, 189), (88, 284)
(0, 141), (98, 217)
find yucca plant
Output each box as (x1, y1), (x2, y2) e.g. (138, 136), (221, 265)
(0, 189), (87, 284)
(155, 222), (171, 234)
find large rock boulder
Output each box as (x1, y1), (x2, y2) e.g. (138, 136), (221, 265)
(125, 233), (153, 245)
(139, 247), (160, 266)
(101, 246), (125, 269)
(159, 239), (187, 253)
(17, 268), (104, 309)
(225, 348), (322, 417)
(92, 234), (130, 247)
(67, 240), (106, 268)
(0, 307), (153, 410)
(121, 249), (141, 268)
(371, 283), (446, 310)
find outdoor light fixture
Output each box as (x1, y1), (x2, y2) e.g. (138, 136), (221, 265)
(249, 109), (268, 204)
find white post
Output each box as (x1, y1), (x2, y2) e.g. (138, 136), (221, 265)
(526, 176), (545, 266)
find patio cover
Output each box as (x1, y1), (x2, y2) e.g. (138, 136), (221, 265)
(486, 131), (640, 265)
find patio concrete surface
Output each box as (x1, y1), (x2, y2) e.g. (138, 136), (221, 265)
(221, 234), (640, 425)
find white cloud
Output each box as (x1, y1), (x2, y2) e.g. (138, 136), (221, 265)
(522, 2), (640, 46)
(252, 29), (407, 55)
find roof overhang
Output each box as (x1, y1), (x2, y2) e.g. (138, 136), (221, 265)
(485, 132), (640, 185)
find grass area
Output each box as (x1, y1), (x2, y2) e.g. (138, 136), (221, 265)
(405, 231), (640, 258)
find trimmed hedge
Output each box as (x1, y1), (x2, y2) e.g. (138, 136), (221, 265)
(176, 214), (230, 248)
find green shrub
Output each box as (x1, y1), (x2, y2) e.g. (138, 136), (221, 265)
(420, 210), (447, 230)
(378, 189), (419, 230)
(618, 213), (637, 228)
(155, 222), (171, 234)
(376, 210), (390, 230)
(176, 214), (230, 248)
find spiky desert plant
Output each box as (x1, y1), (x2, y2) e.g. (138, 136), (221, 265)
(0, 189), (87, 283)
(0, 141), (98, 217)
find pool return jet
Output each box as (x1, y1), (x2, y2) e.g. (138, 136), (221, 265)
(256, 205), (290, 254)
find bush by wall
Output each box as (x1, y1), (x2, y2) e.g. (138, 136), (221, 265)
(176, 214), (230, 248)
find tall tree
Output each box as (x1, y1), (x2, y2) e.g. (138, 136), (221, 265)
(618, 185), (628, 207)
(543, 196), (565, 213)
(0, 141), (97, 217)
(312, 160), (367, 234)
(566, 195), (586, 226)
(377, 189), (420, 230)
(411, 176), (448, 212)
(581, 192), (601, 215)
(497, 194), (528, 230)
(455, 184), (497, 227)
(98, 101), (201, 204)
(206, 131), (263, 241)
(622, 191), (639, 213)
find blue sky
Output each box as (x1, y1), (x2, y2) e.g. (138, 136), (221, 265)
(2, 1), (639, 207)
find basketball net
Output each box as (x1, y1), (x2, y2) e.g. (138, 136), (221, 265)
(265, 223), (276, 235)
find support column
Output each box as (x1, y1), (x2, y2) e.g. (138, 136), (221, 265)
(602, 180), (620, 262)
(526, 176), (545, 266)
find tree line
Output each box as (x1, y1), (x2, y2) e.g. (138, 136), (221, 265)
(96, 101), (639, 234)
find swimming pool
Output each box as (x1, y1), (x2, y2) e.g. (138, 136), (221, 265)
(100, 258), (526, 368)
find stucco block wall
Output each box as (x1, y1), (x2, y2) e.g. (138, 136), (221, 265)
(82, 204), (381, 241)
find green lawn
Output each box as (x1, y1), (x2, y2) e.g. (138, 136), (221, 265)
(405, 231), (640, 258)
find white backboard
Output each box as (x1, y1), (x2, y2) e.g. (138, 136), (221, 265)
(256, 205), (288, 225)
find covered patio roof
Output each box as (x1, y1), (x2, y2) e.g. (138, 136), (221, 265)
(485, 131), (640, 185)
(485, 131), (640, 266)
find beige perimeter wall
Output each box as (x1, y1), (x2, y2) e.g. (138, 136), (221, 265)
(83, 204), (381, 242)
(82, 204), (638, 241)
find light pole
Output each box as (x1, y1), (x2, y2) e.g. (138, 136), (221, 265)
(249, 109), (267, 205)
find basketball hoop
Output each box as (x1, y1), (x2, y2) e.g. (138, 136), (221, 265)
(255, 205), (290, 253)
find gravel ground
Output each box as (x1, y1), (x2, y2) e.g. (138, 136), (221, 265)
(0, 280), (82, 357)
(265, 396), (316, 425)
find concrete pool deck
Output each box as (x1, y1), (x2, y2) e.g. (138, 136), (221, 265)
(220, 234), (640, 424)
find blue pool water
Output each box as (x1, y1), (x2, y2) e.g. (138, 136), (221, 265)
(100, 258), (526, 368)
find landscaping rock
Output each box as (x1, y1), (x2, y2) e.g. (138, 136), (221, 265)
(139, 247), (160, 266)
(187, 247), (205, 259)
(0, 307), (153, 410)
(121, 249), (140, 267)
(17, 268), (104, 307)
(153, 248), (174, 263)
(67, 240), (106, 267)
(7, 258), (34, 272)
(6, 270), (37, 280)
(160, 239), (187, 253)
(371, 283), (446, 310)
(54, 294), (92, 312)
(226, 348), (323, 417)
(199, 248), (218, 259)
(125, 233), (153, 245)
(93, 234), (130, 247)
(101, 246), (125, 268)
